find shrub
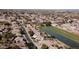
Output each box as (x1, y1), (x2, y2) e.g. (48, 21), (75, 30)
(41, 44), (49, 49)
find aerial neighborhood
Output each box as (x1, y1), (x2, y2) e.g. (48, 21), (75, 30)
(0, 9), (79, 49)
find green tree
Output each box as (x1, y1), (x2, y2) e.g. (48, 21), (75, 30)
(41, 44), (49, 49)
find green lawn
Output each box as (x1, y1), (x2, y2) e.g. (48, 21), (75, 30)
(41, 26), (79, 43)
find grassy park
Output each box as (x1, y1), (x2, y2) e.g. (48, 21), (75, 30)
(41, 26), (79, 43)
